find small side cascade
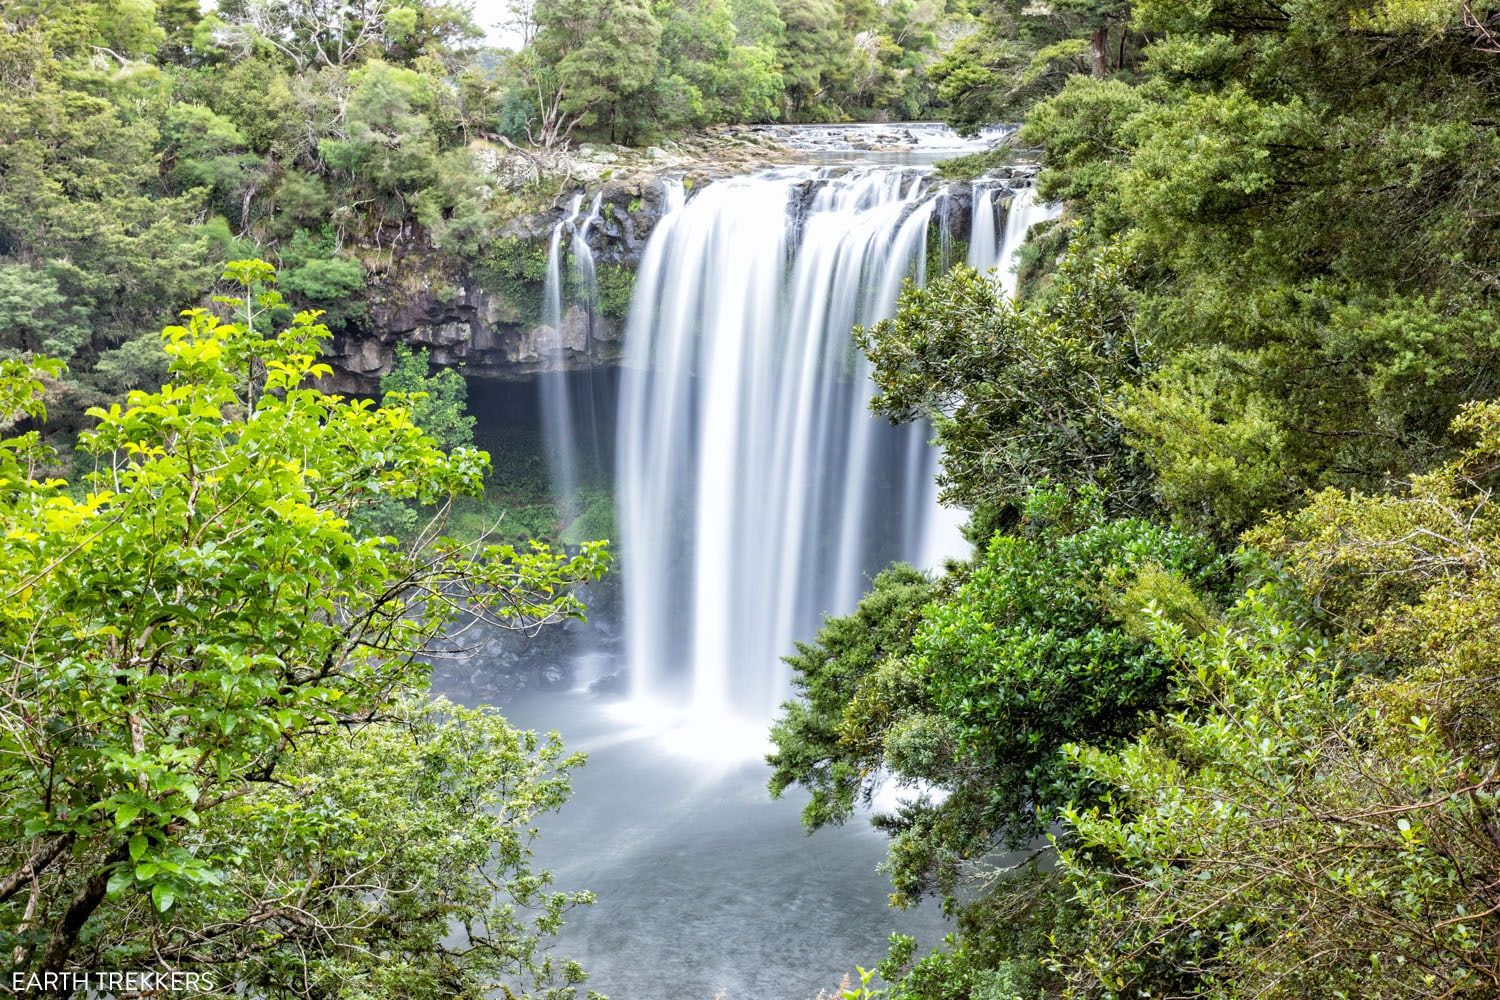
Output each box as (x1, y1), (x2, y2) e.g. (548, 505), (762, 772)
(539, 192), (601, 515)
(967, 184), (1000, 276)
(569, 192), (604, 345)
(966, 177), (1063, 297)
(995, 183), (1062, 298)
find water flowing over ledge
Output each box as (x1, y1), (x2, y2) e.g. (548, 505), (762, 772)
(612, 164), (1059, 727)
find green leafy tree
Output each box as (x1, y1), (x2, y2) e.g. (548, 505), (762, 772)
(154, 0), (204, 61)
(534, 0), (663, 143)
(380, 343), (477, 453)
(320, 59), (442, 194)
(160, 103), (264, 222)
(776, 0), (844, 116)
(771, 487), (1225, 909)
(0, 262), (91, 361)
(1060, 404), (1500, 999)
(0, 261), (607, 991)
(1020, 0), (1500, 536)
(0, 9), (213, 398)
(769, 564), (941, 831)
(731, 0), (784, 46)
(274, 227), (366, 325)
(930, 0), (1134, 135)
(413, 148), (502, 256)
(794, 4), (1500, 1000)
(858, 240), (1153, 525)
(652, 0), (783, 126)
(214, 0), (476, 71)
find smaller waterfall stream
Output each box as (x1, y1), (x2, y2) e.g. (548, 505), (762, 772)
(539, 193), (604, 514)
(967, 185), (999, 274)
(996, 185), (1059, 297)
(968, 180), (1062, 296)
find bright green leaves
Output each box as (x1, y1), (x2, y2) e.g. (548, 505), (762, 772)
(220, 258), (276, 288)
(0, 355), (65, 429)
(0, 259), (605, 987)
(916, 488), (1225, 824)
(771, 487), (1227, 920)
(0, 355), (67, 490)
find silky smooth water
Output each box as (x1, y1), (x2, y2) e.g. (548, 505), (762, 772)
(994, 185), (1058, 298)
(617, 167), (965, 721)
(459, 160), (1060, 999)
(540, 193), (605, 513)
(446, 687), (949, 1000)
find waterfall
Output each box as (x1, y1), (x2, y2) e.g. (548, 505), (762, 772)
(539, 193), (603, 514)
(569, 193), (605, 485)
(541, 194), (580, 337)
(967, 185), (999, 275)
(967, 181), (1062, 298)
(616, 166), (963, 723)
(570, 192), (603, 330)
(995, 184), (1060, 298)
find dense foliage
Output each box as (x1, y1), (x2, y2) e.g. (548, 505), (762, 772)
(772, 3), (1500, 999)
(0, 0), (1105, 416)
(1023, 0), (1500, 538)
(511, 0), (947, 140)
(772, 488), (1227, 910)
(0, 261), (607, 996)
(11, 1), (1500, 997)
(0, 0), (501, 403)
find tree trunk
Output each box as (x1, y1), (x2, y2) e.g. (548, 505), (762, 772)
(34, 843), (129, 988)
(1090, 27), (1110, 78)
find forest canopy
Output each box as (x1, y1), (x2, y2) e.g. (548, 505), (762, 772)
(0, 0), (1105, 411)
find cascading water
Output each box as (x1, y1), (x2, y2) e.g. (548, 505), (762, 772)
(570, 192), (603, 315)
(569, 193), (606, 485)
(539, 193), (604, 512)
(617, 166), (968, 724)
(995, 184), (1060, 298)
(450, 154), (1060, 999)
(967, 180), (1062, 297)
(967, 185), (1000, 275)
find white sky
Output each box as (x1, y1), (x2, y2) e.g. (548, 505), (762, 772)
(465, 0), (525, 49)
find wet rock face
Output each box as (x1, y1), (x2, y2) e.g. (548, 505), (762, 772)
(325, 281), (627, 394)
(324, 134), (808, 392)
(322, 183), (661, 393)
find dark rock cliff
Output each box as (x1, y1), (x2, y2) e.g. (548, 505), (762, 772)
(322, 172), (679, 393)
